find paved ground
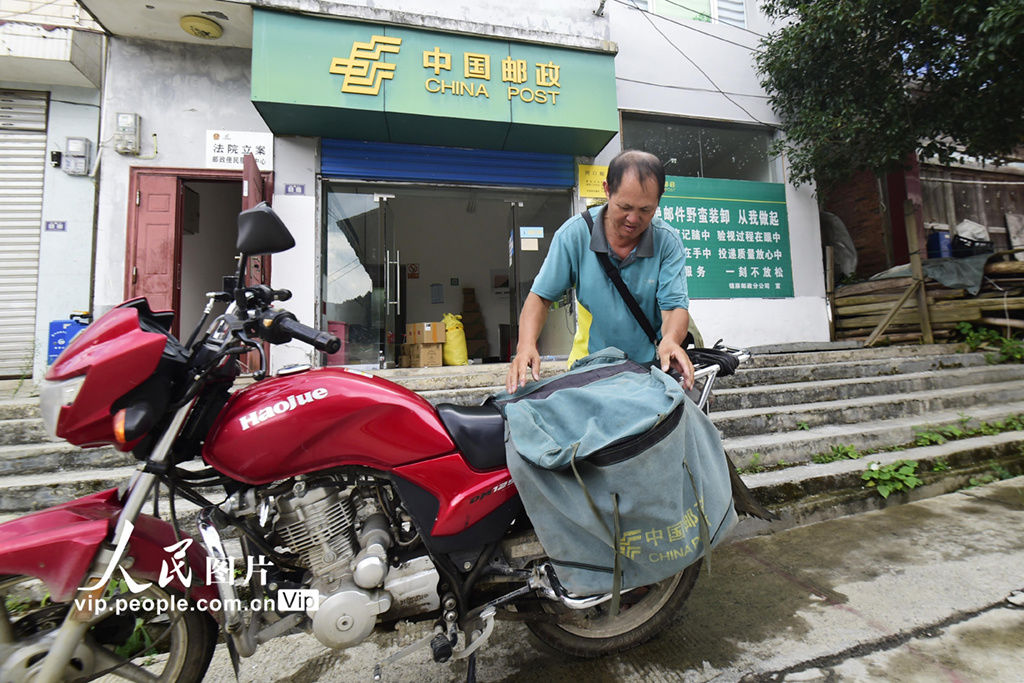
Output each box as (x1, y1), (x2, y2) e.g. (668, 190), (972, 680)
(200, 476), (1024, 682)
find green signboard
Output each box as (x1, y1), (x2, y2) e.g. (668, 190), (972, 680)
(658, 176), (794, 299)
(251, 10), (618, 155)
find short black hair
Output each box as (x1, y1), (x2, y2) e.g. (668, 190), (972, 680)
(606, 150), (666, 198)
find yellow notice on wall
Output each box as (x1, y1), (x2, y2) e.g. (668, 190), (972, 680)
(578, 164), (607, 198)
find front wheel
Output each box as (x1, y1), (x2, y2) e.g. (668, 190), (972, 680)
(526, 560), (702, 658)
(0, 573), (217, 683)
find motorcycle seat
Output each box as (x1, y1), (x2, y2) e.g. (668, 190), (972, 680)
(436, 403), (506, 471)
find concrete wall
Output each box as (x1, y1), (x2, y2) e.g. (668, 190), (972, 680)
(602, 0), (830, 348)
(18, 83), (101, 380)
(262, 0), (613, 50)
(267, 136), (320, 371)
(93, 38), (270, 316)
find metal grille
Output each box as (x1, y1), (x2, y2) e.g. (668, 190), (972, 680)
(0, 90), (48, 377)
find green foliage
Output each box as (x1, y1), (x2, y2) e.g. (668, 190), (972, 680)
(114, 617), (156, 660)
(796, 421), (810, 431)
(966, 464), (1013, 487)
(931, 459), (950, 472)
(955, 323), (1024, 364)
(739, 452), (766, 474)
(862, 460), (924, 499)
(812, 443), (861, 463)
(914, 414), (1024, 447)
(4, 594), (29, 616)
(756, 0), (1024, 194)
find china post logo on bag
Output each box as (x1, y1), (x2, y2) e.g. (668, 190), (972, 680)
(329, 35), (402, 95)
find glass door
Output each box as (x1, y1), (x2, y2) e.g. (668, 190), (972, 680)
(322, 188), (397, 367)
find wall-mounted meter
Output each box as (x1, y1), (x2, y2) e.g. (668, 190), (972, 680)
(62, 137), (91, 176)
(114, 112), (141, 155)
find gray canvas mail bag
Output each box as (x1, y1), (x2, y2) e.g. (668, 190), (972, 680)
(491, 348), (737, 598)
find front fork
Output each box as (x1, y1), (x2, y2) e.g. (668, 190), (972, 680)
(33, 400), (195, 683)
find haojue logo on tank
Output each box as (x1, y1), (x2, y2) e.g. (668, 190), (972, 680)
(239, 388), (329, 430)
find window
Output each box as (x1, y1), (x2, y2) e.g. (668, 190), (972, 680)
(621, 113), (780, 183)
(631, 0), (746, 28)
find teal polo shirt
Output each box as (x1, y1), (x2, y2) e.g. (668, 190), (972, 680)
(530, 205), (689, 366)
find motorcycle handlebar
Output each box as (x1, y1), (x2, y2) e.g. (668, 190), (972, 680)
(272, 313), (342, 354)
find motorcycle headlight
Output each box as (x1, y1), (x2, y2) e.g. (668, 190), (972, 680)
(39, 375), (86, 438)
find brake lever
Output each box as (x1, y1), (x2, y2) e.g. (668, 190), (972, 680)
(237, 329), (267, 380)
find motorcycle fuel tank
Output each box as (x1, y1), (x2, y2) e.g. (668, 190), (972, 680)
(203, 368), (456, 484)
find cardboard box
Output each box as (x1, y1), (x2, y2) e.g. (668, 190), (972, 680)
(406, 321), (445, 344)
(408, 342), (443, 367)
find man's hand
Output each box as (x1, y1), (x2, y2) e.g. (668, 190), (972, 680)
(505, 293), (552, 393)
(506, 346), (541, 393)
(658, 338), (695, 390)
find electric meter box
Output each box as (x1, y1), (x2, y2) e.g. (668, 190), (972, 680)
(62, 137), (91, 176)
(114, 112), (140, 155)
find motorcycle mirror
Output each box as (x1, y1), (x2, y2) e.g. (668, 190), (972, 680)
(236, 202), (296, 257)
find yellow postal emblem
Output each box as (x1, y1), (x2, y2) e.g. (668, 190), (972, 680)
(329, 35), (402, 95)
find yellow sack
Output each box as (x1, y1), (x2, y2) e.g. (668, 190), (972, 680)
(442, 313), (469, 366)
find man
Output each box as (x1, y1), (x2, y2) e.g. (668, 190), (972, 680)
(505, 149), (695, 393)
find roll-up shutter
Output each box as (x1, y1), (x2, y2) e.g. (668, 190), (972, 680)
(0, 90), (48, 377)
(321, 139), (576, 188)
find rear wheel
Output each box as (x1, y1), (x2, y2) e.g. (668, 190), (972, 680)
(526, 560), (702, 658)
(0, 574), (217, 682)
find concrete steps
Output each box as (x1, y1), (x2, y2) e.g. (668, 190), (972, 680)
(0, 343), (1021, 533)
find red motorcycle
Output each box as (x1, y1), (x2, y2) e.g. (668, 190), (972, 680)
(0, 203), (746, 682)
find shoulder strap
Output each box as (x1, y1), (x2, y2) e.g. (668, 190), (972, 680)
(581, 210), (658, 346)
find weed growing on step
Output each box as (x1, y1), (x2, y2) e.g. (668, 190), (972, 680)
(812, 443), (861, 464)
(968, 464), (1014, 488)
(796, 421), (810, 431)
(4, 594), (29, 616)
(862, 460), (923, 499)
(738, 452), (766, 474)
(932, 459), (950, 472)
(914, 414), (1024, 446)
(956, 323), (1024, 364)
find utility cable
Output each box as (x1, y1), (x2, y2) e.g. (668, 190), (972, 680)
(616, 75), (772, 98)
(624, 0), (779, 128)
(613, 0), (764, 51)
(655, 0), (770, 40)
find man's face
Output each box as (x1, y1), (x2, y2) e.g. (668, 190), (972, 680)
(603, 170), (661, 246)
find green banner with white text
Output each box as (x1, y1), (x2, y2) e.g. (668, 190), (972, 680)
(658, 176), (794, 299)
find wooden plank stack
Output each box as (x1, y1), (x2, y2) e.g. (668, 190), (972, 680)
(832, 258), (1024, 343)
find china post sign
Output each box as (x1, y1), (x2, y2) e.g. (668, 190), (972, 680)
(251, 10), (618, 155)
(659, 177), (794, 299)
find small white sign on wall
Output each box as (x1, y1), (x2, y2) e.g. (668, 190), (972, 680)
(205, 130), (274, 171)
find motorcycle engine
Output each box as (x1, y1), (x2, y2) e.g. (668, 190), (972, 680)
(268, 480), (439, 649)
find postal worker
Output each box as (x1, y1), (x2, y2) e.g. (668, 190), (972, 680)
(505, 149), (695, 393)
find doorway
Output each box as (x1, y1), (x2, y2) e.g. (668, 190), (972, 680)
(179, 181), (242, 334)
(126, 163), (272, 341)
(321, 183), (574, 367)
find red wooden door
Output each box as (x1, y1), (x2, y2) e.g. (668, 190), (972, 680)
(242, 154), (270, 288)
(126, 173), (180, 319)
